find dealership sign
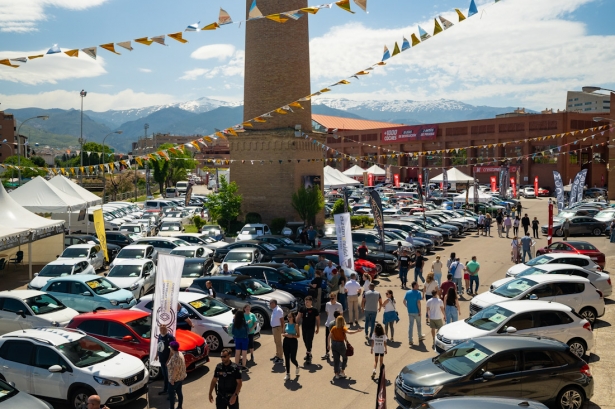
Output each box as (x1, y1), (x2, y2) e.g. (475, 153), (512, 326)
(381, 125), (438, 143)
(475, 166), (520, 173)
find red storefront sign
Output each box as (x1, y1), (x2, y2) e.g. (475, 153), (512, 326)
(475, 166), (520, 173)
(381, 125), (438, 144)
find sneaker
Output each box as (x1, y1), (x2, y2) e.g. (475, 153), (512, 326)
(321, 353), (330, 360)
(335, 374), (340, 380)
(274, 357), (283, 364)
(354, 321), (359, 327)
(340, 371), (347, 378)
(296, 366), (300, 375)
(241, 366), (249, 372)
(372, 369), (377, 378)
(284, 373), (290, 381)
(419, 335), (426, 341)
(270, 356), (277, 361)
(409, 340), (414, 346)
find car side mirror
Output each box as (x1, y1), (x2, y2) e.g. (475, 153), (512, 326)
(15, 310), (26, 319)
(103, 272), (108, 276)
(122, 335), (134, 342)
(48, 365), (64, 373)
(81, 292), (92, 297)
(482, 371), (495, 380)
(506, 326), (517, 334)
(34, 273), (39, 277)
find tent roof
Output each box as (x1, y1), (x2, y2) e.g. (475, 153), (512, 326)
(328, 167), (361, 186)
(9, 176), (87, 213)
(366, 164), (386, 176)
(323, 166), (360, 188)
(452, 186), (493, 203)
(342, 165), (365, 177)
(48, 175), (102, 206)
(430, 167), (475, 183)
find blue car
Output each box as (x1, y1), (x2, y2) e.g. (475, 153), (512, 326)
(41, 274), (137, 313)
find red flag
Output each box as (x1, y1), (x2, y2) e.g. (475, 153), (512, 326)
(375, 364), (387, 409)
(510, 177), (517, 197)
(393, 174), (400, 187)
(418, 173), (423, 187)
(368, 173), (374, 187)
(490, 176), (497, 193)
(534, 176), (539, 196)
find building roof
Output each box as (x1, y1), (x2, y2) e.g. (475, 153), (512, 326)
(312, 114), (402, 131)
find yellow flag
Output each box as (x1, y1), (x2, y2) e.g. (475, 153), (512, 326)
(28, 55), (44, 60)
(300, 7), (319, 14)
(266, 14), (289, 23)
(254, 117), (267, 123)
(202, 22), (220, 30)
(0, 59), (17, 68)
(135, 37), (154, 46)
(135, 157), (143, 167)
(168, 32), (188, 43)
(289, 102), (304, 109)
(108, 162), (115, 171)
(191, 140), (200, 149)
(64, 49), (79, 57)
(242, 122), (254, 127)
(226, 128), (238, 136)
(411, 33), (421, 46)
(100, 43), (120, 55)
(204, 136), (213, 143)
(93, 209), (108, 261)
(70, 168), (76, 175)
(433, 18), (443, 35)
(335, 0), (355, 14)
(455, 9), (466, 21)
(392, 42), (401, 56)
(275, 108), (288, 115)
(319, 88), (331, 93)
(79, 166), (84, 174)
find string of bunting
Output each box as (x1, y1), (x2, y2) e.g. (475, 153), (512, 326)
(0, 0), (366, 68)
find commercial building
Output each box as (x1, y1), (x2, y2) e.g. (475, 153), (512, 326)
(566, 91), (611, 113)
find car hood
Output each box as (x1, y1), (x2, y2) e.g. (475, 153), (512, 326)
(399, 358), (460, 387)
(471, 291), (510, 308)
(250, 289), (295, 304)
(34, 306), (80, 325)
(491, 277), (514, 289)
(98, 288), (135, 302)
(175, 329), (205, 349)
(81, 351), (145, 379)
(438, 320), (490, 342)
(506, 264), (528, 277)
(57, 256), (88, 263)
(29, 275), (54, 289)
(105, 276), (141, 289)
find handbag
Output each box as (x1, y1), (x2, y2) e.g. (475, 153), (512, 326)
(345, 342), (354, 357)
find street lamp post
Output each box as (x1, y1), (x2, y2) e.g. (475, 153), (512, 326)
(79, 90), (87, 185)
(16, 115), (48, 186)
(101, 131), (123, 204)
(583, 86), (615, 94)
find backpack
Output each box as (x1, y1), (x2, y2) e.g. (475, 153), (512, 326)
(448, 261), (458, 275)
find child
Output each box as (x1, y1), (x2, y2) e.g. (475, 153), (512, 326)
(370, 323), (388, 378)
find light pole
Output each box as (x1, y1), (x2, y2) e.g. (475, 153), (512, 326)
(144, 123), (149, 153)
(583, 86), (615, 94)
(16, 115), (48, 186)
(101, 130), (123, 204)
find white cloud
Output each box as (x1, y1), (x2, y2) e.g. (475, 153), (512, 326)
(0, 0), (110, 32)
(139, 68), (152, 73)
(180, 50), (245, 80)
(309, 0), (615, 110)
(190, 44), (236, 61)
(1, 89), (179, 111)
(0, 49), (106, 84)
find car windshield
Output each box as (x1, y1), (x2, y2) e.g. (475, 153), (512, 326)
(0, 378), (18, 402)
(107, 264), (142, 278)
(225, 252), (253, 263)
(85, 278), (120, 295)
(525, 255), (553, 266)
(38, 264), (74, 277)
(241, 228), (259, 235)
(121, 226), (141, 233)
(117, 248), (146, 259)
(492, 277), (537, 298)
(280, 238), (294, 245)
(171, 249), (196, 257)
(238, 278), (273, 295)
(516, 267), (547, 278)
(412, 224), (427, 233)
(182, 263), (204, 277)
(594, 210), (615, 220)
(466, 305), (515, 331)
(25, 294), (66, 315)
(261, 243), (277, 251)
(188, 297), (231, 317)
(558, 211), (576, 219)
(57, 335), (119, 368)
(279, 267), (307, 282)
(160, 223), (181, 231)
(171, 239), (189, 247)
(126, 316), (151, 339)
(433, 341), (493, 376)
(60, 248), (90, 258)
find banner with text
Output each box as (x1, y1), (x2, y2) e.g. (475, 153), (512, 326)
(381, 124), (438, 143)
(553, 171), (565, 212)
(334, 213), (354, 269)
(93, 209), (108, 262)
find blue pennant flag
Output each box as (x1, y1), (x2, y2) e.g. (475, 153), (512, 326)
(401, 36), (410, 51)
(382, 45), (391, 61)
(468, 0), (478, 17)
(46, 44), (61, 54)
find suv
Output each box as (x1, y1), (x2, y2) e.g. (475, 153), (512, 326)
(27, 259), (96, 291)
(186, 275), (297, 329)
(133, 237), (190, 255)
(235, 224), (271, 242)
(212, 240), (296, 263)
(0, 328), (147, 409)
(58, 244), (105, 270)
(506, 253), (602, 276)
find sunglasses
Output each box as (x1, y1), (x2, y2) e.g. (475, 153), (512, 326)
(220, 355), (229, 359)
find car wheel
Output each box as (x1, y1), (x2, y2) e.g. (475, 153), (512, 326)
(143, 357), (160, 380)
(592, 228), (602, 236)
(555, 229), (564, 237)
(557, 386), (585, 409)
(295, 295), (305, 310)
(567, 338), (587, 358)
(579, 307), (597, 324)
(375, 263), (383, 274)
(204, 331), (223, 353)
(252, 309), (268, 330)
(71, 386), (95, 409)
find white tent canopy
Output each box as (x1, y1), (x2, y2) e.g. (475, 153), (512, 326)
(48, 175), (102, 206)
(429, 167), (475, 183)
(342, 165), (365, 177)
(323, 166), (361, 188)
(365, 164), (386, 176)
(452, 186), (493, 203)
(9, 176), (87, 213)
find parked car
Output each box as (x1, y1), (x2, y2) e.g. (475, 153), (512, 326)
(179, 258), (213, 290)
(535, 241), (606, 269)
(110, 244), (158, 268)
(0, 377), (54, 408)
(470, 274), (605, 323)
(541, 216), (606, 237)
(27, 259), (96, 291)
(394, 335), (593, 409)
(134, 237), (191, 255)
(41, 275), (137, 313)
(537, 187), (551, 197)
(170, 245), (213, 259)
(64, 235), (120, 261)
(104, 230), (136, 248)
(200, 225), (225, 241)
(0, 290), (79, 335)
(186, 275), (297, 329)
(158, 221), (185, 236)
(221, 248), (262, 271)
(67, 310), (208, 379)
(173, 233), (227, 250)
(505, 253), (602, 276)
(407, 397), (548, 409)
(435, 300), (594, 357)
(104, 259), (156, 299)
(0, 328), (148, 409)
(213, 240), (296, 263)
(298, 249), (378, 280)
(319, 242), (399, 274)
(257, 235), (312, 253)
(383, 220), (444, 246)
(57, 244), (104, 270)
(521, 187), (536, 198)
(161, 211), (192, 226)
(235, 223), (271, 242)
(119, 223), (148, 239)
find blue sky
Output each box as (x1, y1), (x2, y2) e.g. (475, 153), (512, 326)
(1, 0), (614, 112)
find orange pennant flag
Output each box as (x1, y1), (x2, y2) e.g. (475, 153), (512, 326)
(168, 32), (188, 43)
(64, 49), (79, 57)
(135, 37), (154, 46)
(202, 22), (220, 30)
(100, 43), (120, 55)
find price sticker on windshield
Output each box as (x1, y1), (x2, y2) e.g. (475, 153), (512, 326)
(189, 300), (206, 309)
(86, 280), (101, 289)
(488, 313), (507, 324)
(466, 350), (488, 363)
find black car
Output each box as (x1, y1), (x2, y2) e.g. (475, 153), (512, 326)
(104, 230), (135, 248)
(257, 235), (312, 253)
(180, 257), (214, 290)
(395, 335), (593, 409)
(213, 240), (297, 263)
(65, 234), (120, 261)
(412, 397), (548, 409)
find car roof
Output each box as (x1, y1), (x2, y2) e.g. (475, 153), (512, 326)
(47, 274), (101, 283)
(44, 259), (82, 266)
(232, 240), (263, 244)
(73, 309), (148, 323)
(238, 263), (285, 269)
(121, 244), (151, 250)
(531, 264), (588, 272)
(538, 253), (591, 260)
(182, 257), (208, 264)
(0, 289), (46, 299)
(135, 237), (176, 242)
(140, 292), (212, 303)
(63, 244), (95, 249)
(227, 247), (259, 253)
(110, 258), (150, 266)
(2, 328), (85, 345)
(201, 275), (251, 282)
(512, 274), (589, 283)
(493, 300), (572, 314)
(242, 224), (268, 227)
(426, 397), (548, 409)
(171, 245), (205, 251)
(472, 335), (568, 352)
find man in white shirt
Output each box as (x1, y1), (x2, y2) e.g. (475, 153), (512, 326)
(405, 233), (414, 246)
(322, 293), (343, 360)
(425, 289), (445, 349)
(344, 273), (362, 327)
(269, 299), (285, 364)
(323, 260), (335, 280)
(452, 258), (464, 295)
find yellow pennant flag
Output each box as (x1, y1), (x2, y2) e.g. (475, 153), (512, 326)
(335, 0), (355, 14)
(411, 33), (421, 46)
(319, 88), (331, 93)
(455, 9), (466, 21)
(300, 7), (319, 14)
(89, 166), (94, 173)
(168, 32), (188, 43)
(266, 14), (289, 23)
(191, 140), (200, 149)
(289, 102), (304, 109)
(64, 49), (79, 57)
(226, 128), (238, 136)
(392, 42), (401, 56)
(0, 59), (18, 68)
(215, 132), (226, 139)
(79, 166), (84, 174)
(135, 157), (143, 167)
(28, 55), (44, 60)
(202, 22), (220, 30)
(254, 117), (267, 123)
(204, 136), (213, 143)
(242, 121), (254, 127)
(100, 43), (120, 55)
(355, 70), (370, 76)
(275, 108), (288, 115)
(70, 168), (76, 175)
(108, 162), (115, 171)
(433, 18), (443, 35)
(135, 37), (154, 46)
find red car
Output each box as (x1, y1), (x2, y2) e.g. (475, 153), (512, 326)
(536, 241), (606, 269)
(299, 249), (378, 280)
(67, 310), (209, 379)
(537, 187), (551, 197)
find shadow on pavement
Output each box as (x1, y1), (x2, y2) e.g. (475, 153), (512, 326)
(284, 377), (304, 391)
(593, 319), (611, 329)
(587, 353), (600, 363)
(329, 377), (368, 394)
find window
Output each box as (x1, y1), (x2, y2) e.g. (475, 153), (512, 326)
(46, 281), (70, 293)
(531, 284), (554, 298)
(532, 146), (557, 164)
(482, 352), (519, 376)
(523, 350), (558, 371)
(536, 311), (563, 327)
(362, 134), (377, 142)
(498, 123), (525, 133)
(529, 121), (558, 131)
(70, 282), (90, 295)
(445, 127), (468, 136)
(567, 269), (588, 278)
(471, 125), (495, 135)
(107, 322), (132, 339)
(2, 298), (28, 314)
(552, 282), (584, 295)
(0, 341), (33, 365)
(34, 346), (69, 370)
(505, 312), (534, 331)
(264, 270), (278, 283)
(77, 320), (106, 335)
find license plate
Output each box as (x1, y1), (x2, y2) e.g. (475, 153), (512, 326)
(395, 386), (407, 400)
(591, 257), (598, 260)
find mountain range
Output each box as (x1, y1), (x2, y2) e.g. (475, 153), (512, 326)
(5, 97), (528, 153)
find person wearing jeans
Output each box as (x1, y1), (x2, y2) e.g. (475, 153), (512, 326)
(464, 256), (481, 295)
(403, 281), (425, 345)
(443, 287), (460, 324)
(361, 283), (382, 340)
(167, 341), (186, 409)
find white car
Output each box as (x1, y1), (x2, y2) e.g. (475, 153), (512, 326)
(436, 300), (594, 357)
(506, 253), (603, 276)
(27, 260), (96, 291)
(522, 187), (536, 198)
(158, 221), (185, 236)
(170, 245), (213, 259)
(57, 244), (105, 270)
(235, 223), (271, 242)
(493, 263), (612, 297)
(222, 248), (262, 271)
(134, 237), (191, 255)
(119, 223), (147, 239)
(133, 292), (260, 353)
(470, 274), (605, 324)
(0, 290), (79, 335)
(0, 328), (147, 409)
(110, 244), (158, 268)
(162, 211), (192, 225)
(173, 233), (227, 250)
(105, 259), (156, 299)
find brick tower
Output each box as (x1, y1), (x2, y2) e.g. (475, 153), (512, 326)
(230, 0), (324, 225)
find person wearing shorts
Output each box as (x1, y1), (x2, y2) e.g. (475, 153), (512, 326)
(425, 289), (445, 350)
(243, 304), (258, 363)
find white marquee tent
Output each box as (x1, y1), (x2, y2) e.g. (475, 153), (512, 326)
(323, 166), (361, 188)
(48, 175), (102, 206)
(9, 176), (87, 213)
(452, 186), (494, 203)
(342, 165), (366, 178)
(365, 164), (386, 176)
(429, 167), (475, 184)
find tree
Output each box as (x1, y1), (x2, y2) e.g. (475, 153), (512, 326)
(291, 186), (325, 225)
(205, 176), (242, 230)
(106, 172), (137, 200)
(2, 155), (47, 179)
(331, 199), (345, 215)
(149, 143), (197, 191)
(150, 159), (170, 193)
(30, 156), (47, 168)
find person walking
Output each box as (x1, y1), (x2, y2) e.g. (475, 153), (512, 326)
(516, 202), (522, 215)
(361, 283), (383, 340)
(209, 348), (242, 409)
(520, 233), (533, 263)
(282, 312), (301, 381)
(337, 270), (347, 312)
(322, 293), (343, 360)
(513, 216), (520, 236)
(440, 274), (457, 301)
(443, 287), (460, 324)
(532, 217), (540, 239)
(422, 272), (439, 325)
(477, 212), (485, 236)
(403, 281), (425, 346)
(465, 256), (480, 295)
(345, 273), (362, 327)
(269, 299), (285, 365)
(306, 226), (317, 248)
(610, 220), (615, 243)
(327, 266), (340, 300)
(309, 270), (324, 311)
(414, 250), (427, 284)
(167, 341), (187, 409)
(229, 310), (249, 371)
(450, 257), (464, 295)
(297, 296), (319, 364)
(382, 290), (398, 342)
(370, 323), (388, 378)
(446, 252), (456, 275)
(562, 218), (571, 241)
(431, 255), (443, 285)
(521, 213), (531, 236)
(485, 213), (492, 236)
(329, 315), (361, 380)
(495, 212), (503, 237)
(504, 215), (512, 238)
(243, 305), (257, 363)
(426, 289), (445, 350)
(511, 236), (520, 263)
(398, 249), (411, 289)
(362, 273), (372, 293)
(156, 324), (175, 397)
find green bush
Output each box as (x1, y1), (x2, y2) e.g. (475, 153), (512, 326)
(331, 199), (345, 215)
(245, 212), (262, 224)
(271, 218), (287, 235)
(350, 216), (362, 227)
(193, 216), (206, 230)
(221, 219), (245, 236)
(360, 215), (373, 226)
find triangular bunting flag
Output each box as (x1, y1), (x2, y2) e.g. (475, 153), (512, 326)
(0, 59), (18, 68)
(135, 37), (154, 46)
(81, 47), (97, 59)
(455, 8), (466, 21)
(334, 80), (350, 86)
(151, 36), (166, 46)
(117, 41), (133, 51)
(28, 55), (44, 60)
(433, 18), (443, 35)
(282, 12), (303, 20)
(418, 26), (431, 41)
(202, 22), (219, 30)
(100, 43), (120, 55)
(248, 0), (263, 19)
(254, 117), (267, 123)
(411, 33), (421, 46)
(266, 14), (289, 23)
(401, 36), (411, 51)
(10, 57), (27, 63)
(468, 0), (478, 17)
(47, 44), (61, 54)
(242, 122), (254, 127)
(185, 22), (200, 31)
(275, 108), (288, 115)
(335, 0), (355, 14)
(392, 42), (401, 56)
(168, 32), (188, 43)
(353, 0), (367, 12)
(382, 45), (391, 61)
(300, 7), (319, 14)
(64, 49), (79, 58)
(218, 8), (233, 25)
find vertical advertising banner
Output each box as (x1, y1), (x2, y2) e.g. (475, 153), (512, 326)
(363, 171), (368, 184)
(534, 176), (539, 196)
(490, 176), (497, 193)
(92, 209), (108, 261)
(576, 169), (588, 203)
(510, 177), (517, 197)
(418, 173), (423, 187)
(368, 190), (385, 253)
(569, 170), (586, 208)
(368, 173), (374, 187)
(553, 171), (565, 212)
(423, 169), (430, 198)
(334, 213), (354, 269)
(442, 168), (448, 192)
(150, 254), (184, 367)
(393, 174), (400, 187)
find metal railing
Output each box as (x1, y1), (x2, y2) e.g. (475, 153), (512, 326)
(102, 186), (160, 203)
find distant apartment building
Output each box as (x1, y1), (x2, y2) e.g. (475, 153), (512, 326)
(131, 132), (230, 164)
(566, 91), (611, 113)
